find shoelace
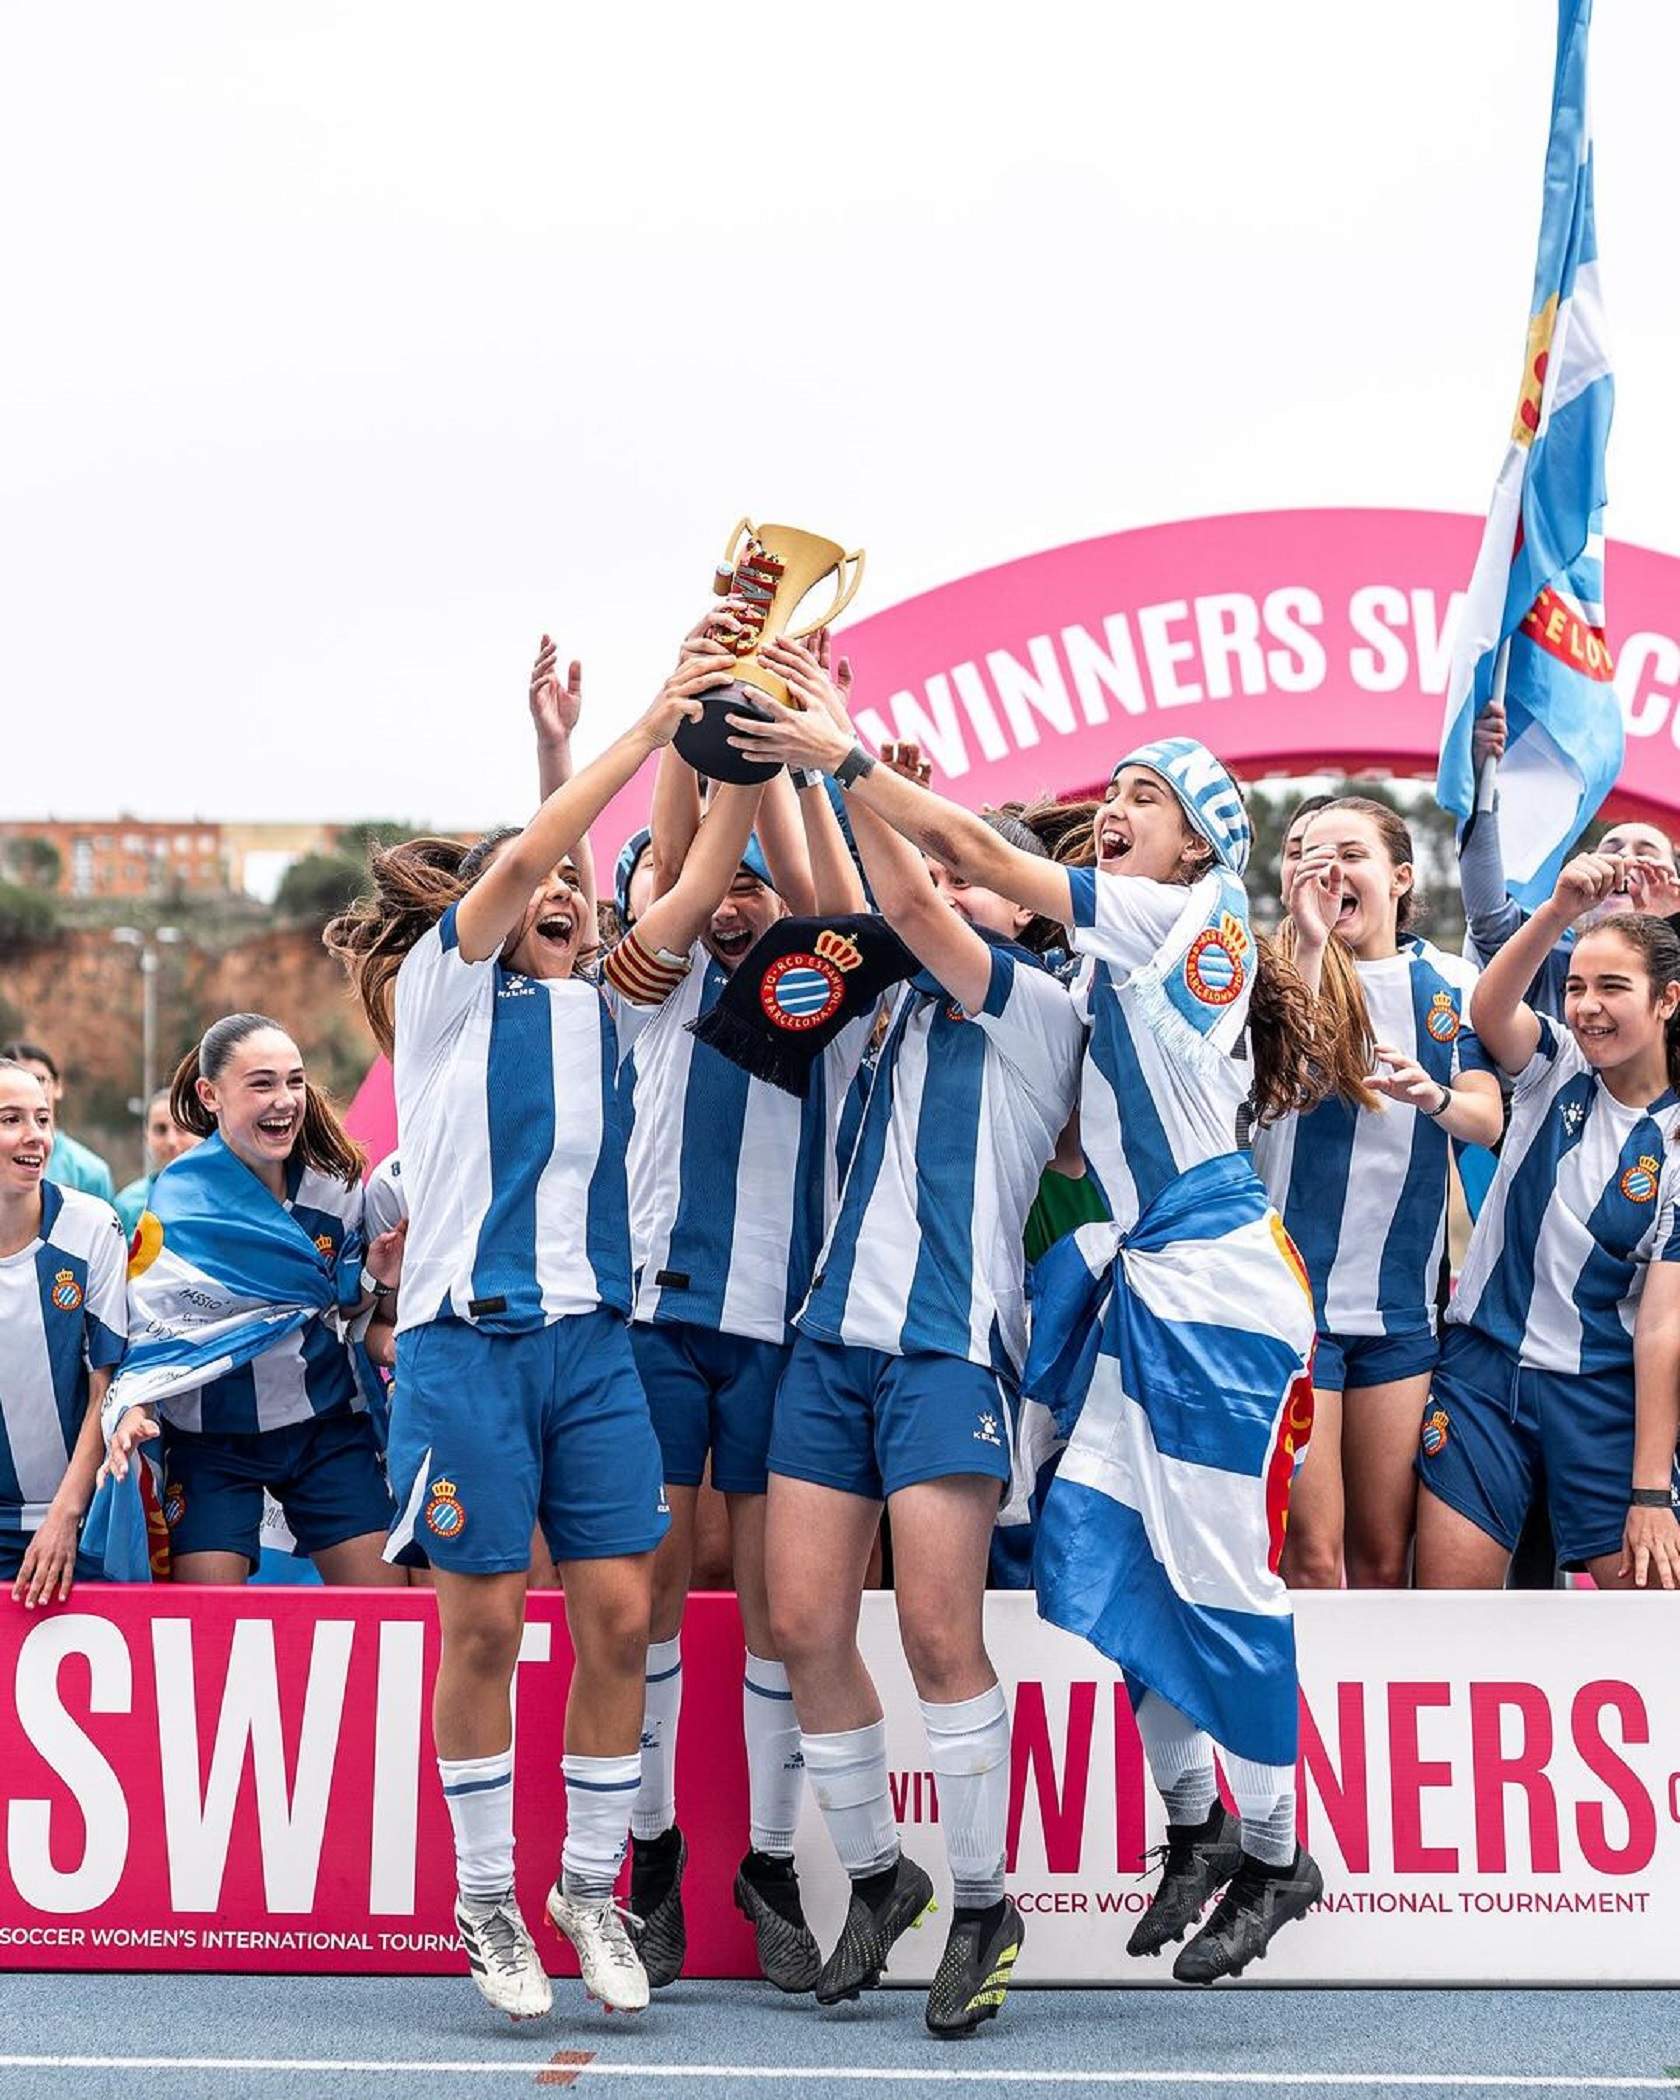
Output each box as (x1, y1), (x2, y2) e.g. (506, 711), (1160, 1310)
(578, 1897), (645, 1972)
(1201, 1859), (1271, 1935)
(474, 1903), (534, 1979)
(1135, 1832), (1198, 1884)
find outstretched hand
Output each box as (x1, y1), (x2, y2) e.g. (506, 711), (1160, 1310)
(530, 636), (582, 744)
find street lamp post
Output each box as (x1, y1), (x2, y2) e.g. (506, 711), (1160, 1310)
(111, 925), (182, 1121)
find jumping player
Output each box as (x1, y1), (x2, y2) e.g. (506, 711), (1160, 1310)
(731, 676), (1329, 1986)
(1257, 798), (1502, 1587)
(728, 648), (1085, 2037)
(325, 638), (761, 2021)
(1416, 852), (1680, 1592)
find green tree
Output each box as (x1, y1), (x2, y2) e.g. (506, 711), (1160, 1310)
(3, 836), (63, 891)
(0, 881), (60, 947)
(275, 853), (367, 924)
(335, 821), (424, 862)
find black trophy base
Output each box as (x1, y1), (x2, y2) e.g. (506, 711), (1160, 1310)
(674, 682), (784, 785)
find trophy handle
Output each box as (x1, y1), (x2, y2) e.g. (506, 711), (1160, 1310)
(783, 549), (867, 641)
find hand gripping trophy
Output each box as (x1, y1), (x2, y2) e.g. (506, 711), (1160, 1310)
(674, 517), (865, 783)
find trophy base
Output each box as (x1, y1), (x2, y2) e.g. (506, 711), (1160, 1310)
(674, 682), (785, 785)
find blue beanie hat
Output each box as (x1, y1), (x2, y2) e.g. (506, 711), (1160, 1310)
(1113, 737), (1252, 876)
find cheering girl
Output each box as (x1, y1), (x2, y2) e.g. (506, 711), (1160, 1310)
(730, 662), (1328, 1988)
(325, 640), (764, 2022)
(1256, 798), (1502, 1588)
(102, 1013), (404, 1588)
(1416, 852), (1680, 1593)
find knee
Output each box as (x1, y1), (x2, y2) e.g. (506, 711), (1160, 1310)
(1345, 1545), (1410, 1590)
(446, 1607), (524, 1684)
(573, 1580), (653, 1681)
(1283, 1539), (1344, 1590)
(766, 1593), (840, 1677)
(897, 1610), (979, 1699)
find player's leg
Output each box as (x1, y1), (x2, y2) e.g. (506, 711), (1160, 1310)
(1340, 1340), (1438, 1587)
(539, 1314), (667, 2012)
(1279, 1379), (1345, 1589)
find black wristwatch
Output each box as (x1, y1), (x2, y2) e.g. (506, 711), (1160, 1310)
(834, 743), (877, 790)
(1629, 1488), (1675, 1509)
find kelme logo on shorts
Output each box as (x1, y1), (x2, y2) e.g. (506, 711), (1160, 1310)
(425, 1476), (466, 1538)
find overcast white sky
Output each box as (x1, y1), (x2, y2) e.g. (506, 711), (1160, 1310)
(4, 1), (1677, 827)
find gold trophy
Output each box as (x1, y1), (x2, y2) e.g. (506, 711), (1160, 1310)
(675, 517), (866, 782)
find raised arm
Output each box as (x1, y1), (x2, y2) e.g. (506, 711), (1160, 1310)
(633, 782), (767, 962)
(751, 772), (819, 917)
(529, 638), (597, 931)
(844, 793), (996, 1015)
(726, 641), (1073, 927)
(454, 654), (724, 965)
(1468, 852), (1622, 1073)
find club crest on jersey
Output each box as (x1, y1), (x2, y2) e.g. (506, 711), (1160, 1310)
(1184, 913), (1248, 1007)
(1420, 1409), (1450, 1459)
(1621, 1154), (1661, 1205)
(424, 1476), (466, 1538)
(313, 1232), (335, 1259)
(1425, 992), (1461, 1043)
(50, 1268), (84, 1313)
(162, 1480), (187, 1529)
(759, 928), (859, 1033)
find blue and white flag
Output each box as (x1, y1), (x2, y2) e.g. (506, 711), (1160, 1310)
(1025, 1153), (1316, 1767)
(1437, 0), (1618, 910)
(103, 1134), (367, 1438)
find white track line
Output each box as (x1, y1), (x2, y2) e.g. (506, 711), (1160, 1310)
(0, 2061), (1675, 2090)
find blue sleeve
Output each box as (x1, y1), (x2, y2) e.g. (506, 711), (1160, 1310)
(1066, 867), (1097, 930)
(438, 901), (461, 953)
(981, 947), (1016, 1018)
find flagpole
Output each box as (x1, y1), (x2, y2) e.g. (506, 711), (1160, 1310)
(1474, 637), (1510, 813)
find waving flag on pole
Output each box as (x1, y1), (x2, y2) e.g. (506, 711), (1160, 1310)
(1437, 0), (1618, 909)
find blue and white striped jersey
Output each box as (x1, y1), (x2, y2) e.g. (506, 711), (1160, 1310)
(363, 1152), (406, 1239)
(618, 946), (872, 1345)
(393, 904), (631, 1334)
(1066, 867), (1254, 1235)
(1254, 939), (1489, 1338)
(1448, 1017), (1680, 1374)
(798, 943), (1083, 1372)
(0, 1184), (127, 1535)
(156, 1161), (369, 1436)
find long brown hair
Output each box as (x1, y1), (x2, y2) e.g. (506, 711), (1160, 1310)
(324, 830), (517, 1059)
(171, 1013), (363, 1187)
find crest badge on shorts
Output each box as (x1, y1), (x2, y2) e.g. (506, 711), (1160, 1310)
(425, 1476), (466, 1538)
(1420, 1409), (1450, 1458)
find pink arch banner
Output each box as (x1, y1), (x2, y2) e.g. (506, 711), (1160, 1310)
(591, 507), (1680, 870)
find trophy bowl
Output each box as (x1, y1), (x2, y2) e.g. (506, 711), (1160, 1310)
(676, 518), (865, 784)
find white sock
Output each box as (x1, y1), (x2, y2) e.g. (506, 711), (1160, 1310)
(800, 1719), (899, 1878)
(920, 1684), (1010, 1909)
(630, 1636), (683, 1841)
(1135, 1689), (1218, 1825)
(1224, 1751), (1297, 1866)
(438, 1749), (514, 1901)
(743, 1652), (804, 1857)
(561, 1752), (641, 1900)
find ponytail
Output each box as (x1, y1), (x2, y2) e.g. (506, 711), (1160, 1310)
(324, 830), (518, 1058)
(170, 1012), (363, 1188)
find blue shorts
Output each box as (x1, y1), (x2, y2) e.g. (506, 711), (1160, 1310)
(156, 1409), (394, 1567)
(768, 1334), (1015, 1502)
(1313, 1326), (1439, 1396)
(1415, 1323), (1673, 1569)
(630, 1321), (789, 1495)
(387, 1309), (669, 1575)
(0, 1532), (104, 1584)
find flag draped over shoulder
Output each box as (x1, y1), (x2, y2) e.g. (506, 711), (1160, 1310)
(1022, 1154), (1316, 1767)
(102, 1133), (365, 1436)
(1437, 0), (1618, 909)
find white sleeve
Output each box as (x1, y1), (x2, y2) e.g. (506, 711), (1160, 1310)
(1065, 868), (1188, 973)
(968, 951), (1084, 1118)
(363, 1157), (408, 1238)
(394, 904), (495, 1064)
(82, 1206), (130, 1371)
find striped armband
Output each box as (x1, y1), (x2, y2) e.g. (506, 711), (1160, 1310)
(601, 930), (691, 1006)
